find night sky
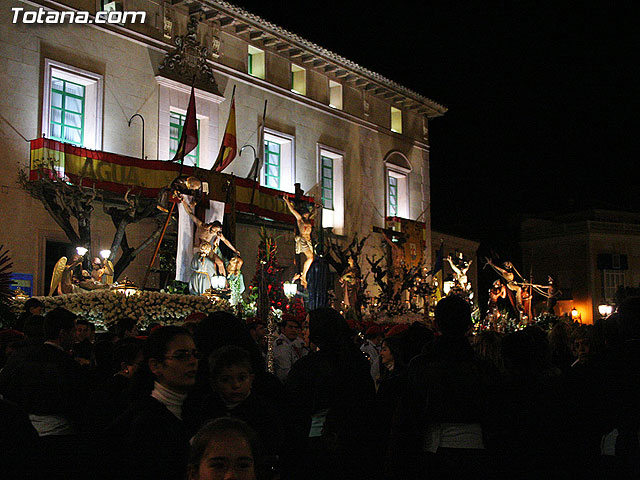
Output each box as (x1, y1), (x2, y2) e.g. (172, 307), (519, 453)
(241, 1), (638, 253)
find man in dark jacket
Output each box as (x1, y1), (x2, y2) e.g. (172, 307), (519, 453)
(402, 296), (491, 480)
(0, 307), (88, 478)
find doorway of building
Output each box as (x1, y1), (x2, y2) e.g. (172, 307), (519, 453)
(44, 240), (75, 295)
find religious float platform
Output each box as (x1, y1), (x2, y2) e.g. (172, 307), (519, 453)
(10, 289), (229, 330)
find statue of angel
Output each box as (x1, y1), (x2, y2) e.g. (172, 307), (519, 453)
(49, 253), (84, 296)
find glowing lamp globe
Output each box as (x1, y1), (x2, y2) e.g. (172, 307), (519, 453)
(598, 304), (613, 317)
(211, 275), (227, 290)
(283, 282), (298, 298)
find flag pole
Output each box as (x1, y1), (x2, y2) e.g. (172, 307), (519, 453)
(249, 100), (267, 210)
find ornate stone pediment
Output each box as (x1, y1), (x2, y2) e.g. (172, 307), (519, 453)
(158, 14), (222, 96)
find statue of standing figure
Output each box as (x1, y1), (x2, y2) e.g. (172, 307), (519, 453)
(282, 195), (314, 288)
(189, 242), (217, 295)
(182, 198), (240, 277)
(339, 256), (362, 312)
(226, 256), (245, 306)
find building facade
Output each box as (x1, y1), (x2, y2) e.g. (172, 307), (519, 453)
(1, 0), (446, 296)
(520, 209), (640, 324)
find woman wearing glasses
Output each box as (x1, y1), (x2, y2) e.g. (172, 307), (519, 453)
(105, 326), (199, 480)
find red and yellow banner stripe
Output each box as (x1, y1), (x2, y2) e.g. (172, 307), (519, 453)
(30, 138), (195, 198)
(30, 138), (313, 225)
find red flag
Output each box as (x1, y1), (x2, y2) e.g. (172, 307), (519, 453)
(213, 97), (237, 172)
(172, 86), (198, 163)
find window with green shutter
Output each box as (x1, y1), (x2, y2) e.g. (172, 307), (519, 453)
(388, 175), (398, 217)
(264, 140), (281, 189)
(169, 111), (200, 167)
(321, 156), (334, 210)
(49, 77), (85, 145)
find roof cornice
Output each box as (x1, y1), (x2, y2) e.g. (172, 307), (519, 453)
(191, 0), (447, 118)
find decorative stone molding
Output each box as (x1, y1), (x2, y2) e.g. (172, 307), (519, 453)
(158, 14), (222, 96)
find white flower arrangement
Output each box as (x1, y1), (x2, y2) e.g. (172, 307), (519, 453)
(11, 290), (230, 329)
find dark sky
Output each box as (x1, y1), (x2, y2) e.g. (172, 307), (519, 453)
(241, 1), (639, 250)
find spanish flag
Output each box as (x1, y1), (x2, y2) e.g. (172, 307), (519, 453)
(172, 85), (198, 165)
(213, 95), (237, 172)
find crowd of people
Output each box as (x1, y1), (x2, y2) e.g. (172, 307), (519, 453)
(0, 295), (639, 479)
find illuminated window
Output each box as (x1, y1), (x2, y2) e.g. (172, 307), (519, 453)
(49, 78), (85, 146)
(388, 175), (398, 216)
(291, 64), (306, 95)
(42, 59), (103, 149)
(264, 140), (281, 189)
(318, 146), (344, 234)
(384, 151), (411, 219)
(603, 270), (624, 302)
(391, 106), (402, 133)
(329, 80), (342, 109)
(169, 111), (200, 167)
(261, 130), (294, 192)
(248, 46), (265, 79)
(320, 156), (334, 210)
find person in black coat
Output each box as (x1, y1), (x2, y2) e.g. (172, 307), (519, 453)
(0, 307), (89, 479)
(402, 296), (492, 480)
(104, 326), (198, 480)
(283, 307), (376, 480)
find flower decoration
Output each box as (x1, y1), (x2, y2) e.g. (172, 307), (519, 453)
(11, 290), (230, 329)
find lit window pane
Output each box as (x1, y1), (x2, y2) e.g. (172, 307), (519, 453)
(50, 108), (62, 124)
(268, 153), (280, 165)
(268, 165), (279, 177)
(267, 176), (279, 188)
(65, 112), (82, 128)
(65, 128), (82, 144)
(50, 123), (62, 138)
(65, 82), (84, 96)
(52, 78), (64, 91)
(66, 97), (83, 113)
(51, 92), (63, 108)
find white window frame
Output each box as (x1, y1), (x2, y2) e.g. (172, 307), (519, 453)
(262, 129), (295, 193)
(291, 64), (306, 96)
(156, 76), (224, 169)
(384, 151), (411, 219)
(42, 59), (103, 149)
(248, 45), (265, 79)
(391, 106), (402, 133)
(317, 145), (344, 235)
(329, 80), (342, 110)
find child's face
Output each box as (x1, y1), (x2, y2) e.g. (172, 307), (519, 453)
(213, 365), (254, 404)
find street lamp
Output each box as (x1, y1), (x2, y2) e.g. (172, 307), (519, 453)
(571, 307), (581, 323)
(283, 282), (298, 298)
(100, 249), (111, 260)
(598, 304), (613, 318)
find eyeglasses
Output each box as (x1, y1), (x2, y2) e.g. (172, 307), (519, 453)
(164, 349), (199, 361)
